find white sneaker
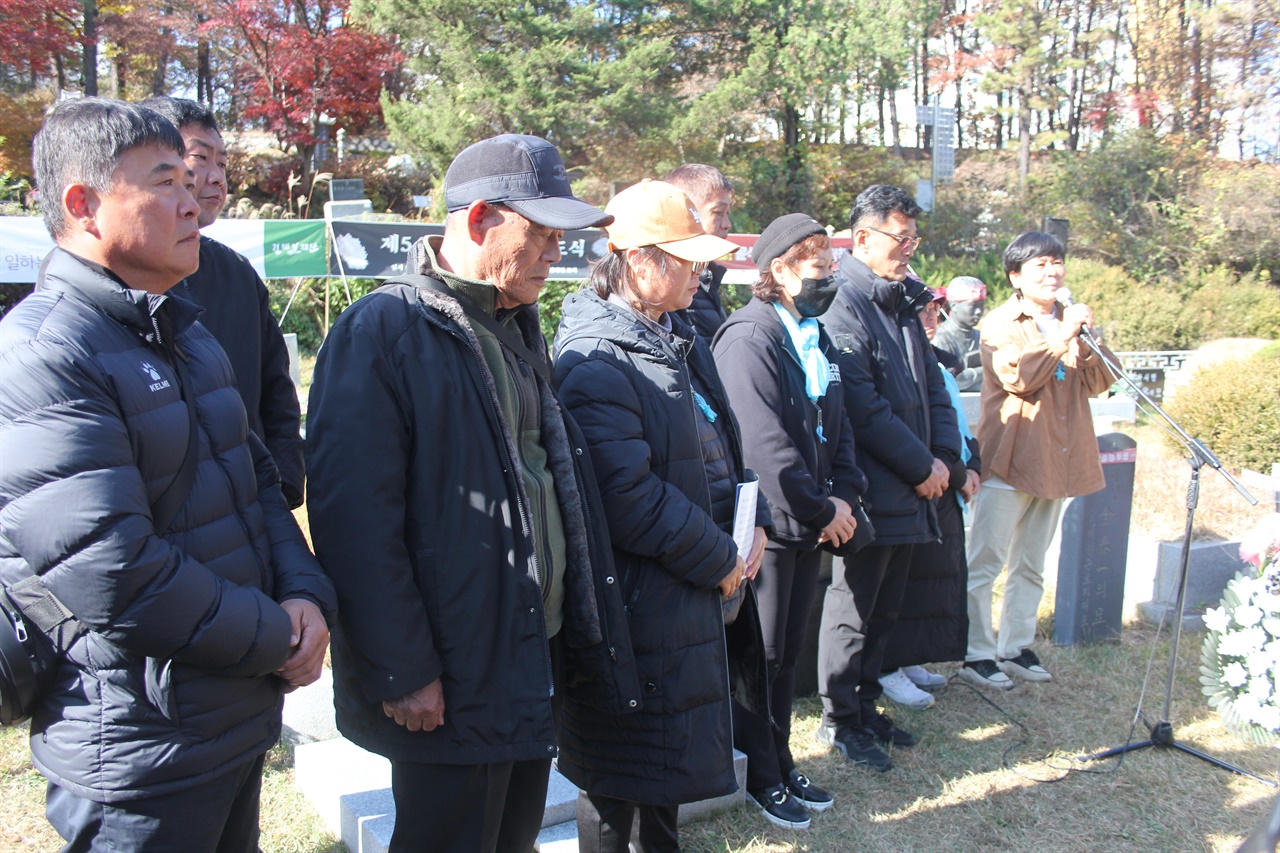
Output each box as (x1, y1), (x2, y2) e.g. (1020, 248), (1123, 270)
(902, 665), (947, 690)
(878, 669), (935, 709)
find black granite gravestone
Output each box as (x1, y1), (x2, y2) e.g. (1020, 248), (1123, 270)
(1052, 432), (1137, 645)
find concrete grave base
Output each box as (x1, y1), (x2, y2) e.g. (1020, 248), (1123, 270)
(294, 736), (749, 853)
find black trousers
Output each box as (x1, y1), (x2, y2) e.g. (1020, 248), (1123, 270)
(45, 753), (265, 853)
(387, 634), (563, 852)
(733, 542), (823, 790)
(389, 757), (551, 853)
(577, 792), (679, 853)
(818, 542), (915, 728)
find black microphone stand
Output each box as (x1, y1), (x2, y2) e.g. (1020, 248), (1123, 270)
(1072, 326), (1273, 786)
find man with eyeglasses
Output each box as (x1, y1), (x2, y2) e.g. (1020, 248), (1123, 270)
(814, 185), (961, 772)
(306, 134), (639, 852)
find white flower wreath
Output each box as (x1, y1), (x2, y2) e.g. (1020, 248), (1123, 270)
(1200, 513), (1280, 745)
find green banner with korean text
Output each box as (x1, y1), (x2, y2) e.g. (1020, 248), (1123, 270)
(262, 220), (328, 278)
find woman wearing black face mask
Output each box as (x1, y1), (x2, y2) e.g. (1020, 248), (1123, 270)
(711, 214), (867, 829)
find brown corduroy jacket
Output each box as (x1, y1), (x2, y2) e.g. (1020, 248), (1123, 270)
(976, 295), (1117, 500)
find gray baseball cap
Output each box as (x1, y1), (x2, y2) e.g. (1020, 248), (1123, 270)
(443, 134), (613, 230)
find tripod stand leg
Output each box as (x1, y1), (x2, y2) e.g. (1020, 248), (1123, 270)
(1167, 740), (1278, 787)
(1079, 739), (1155, 763)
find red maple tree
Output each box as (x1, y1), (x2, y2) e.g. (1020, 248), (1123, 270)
(201, 0), (398, 176)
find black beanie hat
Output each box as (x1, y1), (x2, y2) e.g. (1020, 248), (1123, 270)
(751, 213), (827, 272)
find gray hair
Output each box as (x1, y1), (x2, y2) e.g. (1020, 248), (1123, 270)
(663, 164), (733, 206)
(34, 97), (185, 239)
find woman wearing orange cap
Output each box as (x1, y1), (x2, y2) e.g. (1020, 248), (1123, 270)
(552, 180), (771, 852)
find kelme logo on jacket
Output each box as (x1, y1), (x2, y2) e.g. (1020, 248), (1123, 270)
(140, 362), (171, 392)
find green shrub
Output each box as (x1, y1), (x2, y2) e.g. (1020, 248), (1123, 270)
(538, 279), (583, 346)
(912, 251), (1010, 302)
(1180, 267), (1280, 344)
(268, 277), (381, 354)
(1164, 349), (1280, 472)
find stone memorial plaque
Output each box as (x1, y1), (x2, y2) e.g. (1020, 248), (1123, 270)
(1053, 432), (1137, 645)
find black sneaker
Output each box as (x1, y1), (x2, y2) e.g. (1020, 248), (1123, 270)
(749, 784), (811, 829)
(999, 648), (1052, 682)
(815, 724), (893, 771)
(864, 711), (916, 748)
(785, 770), (834, 811)
(959, 659), (1016, 690)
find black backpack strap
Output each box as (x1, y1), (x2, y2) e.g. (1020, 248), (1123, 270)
(397, 273), (552, 384)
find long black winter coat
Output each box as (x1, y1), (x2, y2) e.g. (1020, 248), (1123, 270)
(553, 290), (769, 806)
(883, 348), (982, 667)
(712, 297), (866, 548)
(818, 255), (962, 544)
(0, 249), (335, 803)
(306, 279), (639, 767)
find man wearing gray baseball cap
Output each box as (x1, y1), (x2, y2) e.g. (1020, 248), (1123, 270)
(306, 134), (639, 852)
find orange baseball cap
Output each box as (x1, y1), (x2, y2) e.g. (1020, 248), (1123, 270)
(604, 180), (739, 262)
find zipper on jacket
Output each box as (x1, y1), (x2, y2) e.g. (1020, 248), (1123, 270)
(424, 294), (555, 710)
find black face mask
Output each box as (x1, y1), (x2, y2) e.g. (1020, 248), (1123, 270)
(792, 275), (840, 318)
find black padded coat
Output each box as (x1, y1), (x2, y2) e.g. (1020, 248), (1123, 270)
(552, 290), (770, 806)
(818, 255), (962, 545)
(0, 249), (335, 803)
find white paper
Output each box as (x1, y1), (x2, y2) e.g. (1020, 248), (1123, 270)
(732, 478), (759, 561)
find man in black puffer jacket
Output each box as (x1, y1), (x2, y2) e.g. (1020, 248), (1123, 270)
(814, 185), (961, 772)
(0, 99), (335, 851)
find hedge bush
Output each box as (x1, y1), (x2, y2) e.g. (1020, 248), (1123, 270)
(1164, 348), (1280, 472)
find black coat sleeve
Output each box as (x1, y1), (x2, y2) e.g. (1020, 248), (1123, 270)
(305, 315), (442, 703)
(246, 431), (336, 622)
(835, 326), (935, 488)
(555, 351), (737, 590)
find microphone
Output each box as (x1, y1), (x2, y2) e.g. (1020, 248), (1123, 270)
(1055, 287), (1092, 338)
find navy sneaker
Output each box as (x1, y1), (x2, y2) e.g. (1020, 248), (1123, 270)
(786, 770), (834, 811)
(749, 784), (811, 829)
(815, 724), (892, 771)
(864, 711), (916, 748)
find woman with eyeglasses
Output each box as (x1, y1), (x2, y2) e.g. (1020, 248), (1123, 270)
(552, 179), (771, 853)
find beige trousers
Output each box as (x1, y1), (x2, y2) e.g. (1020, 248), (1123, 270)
(965, 486), (1065, 661)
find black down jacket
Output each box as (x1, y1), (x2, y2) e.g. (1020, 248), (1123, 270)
(306, 280), (639, 766)
(0, 249), (335, 803)
(712, 297), (866, 549)
(818, 255), (961, 544)
(553, 290), (770, 806)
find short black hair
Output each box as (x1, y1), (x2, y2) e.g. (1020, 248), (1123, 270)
(139, 96), (219, 135)
(1003, 231), (1066, 280)
(848, 184), (922, 232)
(33, 97), (185, 239)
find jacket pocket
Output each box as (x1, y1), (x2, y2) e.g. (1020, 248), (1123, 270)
(143, 656), (180, 726)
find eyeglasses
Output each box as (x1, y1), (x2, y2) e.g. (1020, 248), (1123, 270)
(691, 261), (709, 274)
(866, 226), (921, 251)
